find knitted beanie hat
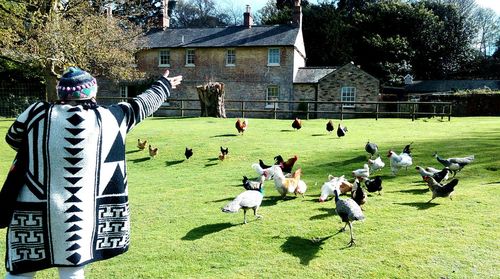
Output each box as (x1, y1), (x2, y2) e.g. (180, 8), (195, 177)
(57, 67), (97, 100)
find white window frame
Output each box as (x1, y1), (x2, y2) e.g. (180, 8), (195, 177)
(185, 49), (195, 66)
(159, 49), (170, 67)
(341, 86), (356, 108)
(266, 85), (279, 108)
(267, 48), (280, 66)
(119, 85), (128, 102)
(226, 49), (236, 66)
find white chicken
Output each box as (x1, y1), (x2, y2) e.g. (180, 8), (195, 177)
(367, 156), (385, 172)
(352, 164), (370, 180)
(294, 179), (308, 198)
(319, 175), (352, 202)
(387, 150), (413, 175)
(222, 186), (264, 224)
(252, 163), (274, 180)
(272, 165), (302, 199)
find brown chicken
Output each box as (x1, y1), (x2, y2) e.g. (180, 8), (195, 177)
(235, 118), (248, 134)
(274, 155), (298, 174)
(137, 139), (147, 150)
(148, 144), (158, 158)
(292, 117), (302, 130)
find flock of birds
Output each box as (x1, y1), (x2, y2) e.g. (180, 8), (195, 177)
(137, 117), (476, 247)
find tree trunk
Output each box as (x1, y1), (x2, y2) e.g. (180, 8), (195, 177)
(196, 82), (226, 118)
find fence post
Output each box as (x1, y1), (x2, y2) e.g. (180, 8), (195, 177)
(273, 102), (277, 119)
(306, 102), (310, 120)
(340, 103), (344, 121)
(412, 103), (416, 121)
(448, 103), (452, 121)
(375, 103), (379, 121)
(181, 100), (184, 117)
(241, 101), (245, 118)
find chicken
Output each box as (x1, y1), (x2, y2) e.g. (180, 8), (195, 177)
(259, 159), (272, 169)
(415, 166), (435, 178)
(219, 146), (229, 160)
(292, 117), (302, 130)
(272, 165), (302, 199)
(148, 144), (158, 158)
(274, 155), (298, 174)
(326, 120), (334, 133)
(402, 142), (413, 156)
(433, 152), (475, 177)
(222, 185), (264, 224)
(367, 156), (385, 172)
(235, 118), (248, 134)
(365, 141), (378, 158)
(333, 188), (365, 247)
(294, 179), (308, 198)
(364, 176), (383, 195)
(319, 175), (352, 202)
(425, 166), (441, 174)
(423, 176), (459, 203)
(184, 147), (193, 160)
(251, 163), (274, 180)
(352, 164), (370, 180)
(137, 139), (147, 150)
(337, 123), (348, 137)
(242, 175), (265, 191)
(351, 179), (367, 207)
(416, 166), (450, 183)
(387, 150), (413, 175)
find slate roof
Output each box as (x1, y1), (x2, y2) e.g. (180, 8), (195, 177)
(294, 67), (337, 84)
(140, 25), (300, 49)
(405, 80), (500, 93)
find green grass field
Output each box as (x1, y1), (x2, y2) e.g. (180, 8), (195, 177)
(0, 116), (499, 278)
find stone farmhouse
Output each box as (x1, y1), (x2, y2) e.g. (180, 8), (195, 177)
(127, 0), (380, 118)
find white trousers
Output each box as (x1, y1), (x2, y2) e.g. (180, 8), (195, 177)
(5, 266), (85, 279)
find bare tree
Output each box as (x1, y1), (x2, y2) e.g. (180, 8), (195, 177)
(473, 7), (500, 56)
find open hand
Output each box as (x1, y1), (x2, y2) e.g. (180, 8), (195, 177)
(163, 70), (183, 89)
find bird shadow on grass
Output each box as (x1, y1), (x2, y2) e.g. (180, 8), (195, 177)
(130, 157), (150, 163)
(311, 134), (327, 137)
(280, 235), (331, 265)
(208, 197), (234, 203)
(165, 159), (184, 167)
(181, 222), (235, 241)
(211, 134), (237, 138)
(397, 188), (429, 195)
(310, 207), (337, 220)
(280, 129), (294, 132)
(394, 202), (439, 210)
(126, 150), (142, 154)
(317, 155), (366, 168)
(261, 196), (281, 207)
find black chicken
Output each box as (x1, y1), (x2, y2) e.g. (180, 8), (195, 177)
(242, 176), (264, 191)
(220, 146), (229, 156)
(292, 117), (302, 130)
(424, 177), (459, 203)
(402, 142), (413, 156)
(432, 167), (450, 183)
(365, 141), (378, 158)
(184, 147), (193, 159)
(326, 120), (334, 133)
(364, 176), (383, 195)
(352, 179), (367, 207)
(337, 123), (348, 137)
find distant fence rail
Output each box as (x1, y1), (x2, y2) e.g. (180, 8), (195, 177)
(146, 98), (452, 121)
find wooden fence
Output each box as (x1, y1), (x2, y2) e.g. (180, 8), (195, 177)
(149, 98), (453, 121)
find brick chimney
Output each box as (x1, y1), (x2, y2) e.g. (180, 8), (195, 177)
(243, 5), (253, 28)
(159, 0), (170, 29)
(292, 0), (302, 28)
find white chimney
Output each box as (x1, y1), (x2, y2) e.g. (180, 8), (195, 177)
(292, 0), (302, 28)
(243, 5), (253, 28)
(160, 0), (170, 29)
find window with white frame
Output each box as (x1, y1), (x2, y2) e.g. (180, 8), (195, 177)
(341, 87), (356, 108)
(185, 49), (195, 66)
(266, 85), (279, 108)
(226, 49), (236, 66)
(268, 48), (280, 66)
(159, 49), (170, 66)
(120, 85), (128, 101)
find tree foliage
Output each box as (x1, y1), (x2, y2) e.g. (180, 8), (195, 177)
(0, 0), (144, 100)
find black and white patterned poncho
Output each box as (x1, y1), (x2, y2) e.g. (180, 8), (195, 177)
(3, 77), (172, 274)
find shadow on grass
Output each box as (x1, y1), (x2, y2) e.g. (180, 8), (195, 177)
(211, 134), (237, 138)
(131, 157), (150, 163)
(280, 235), (332, 265)
(394, 202), (439, 210)
(310, 207), (336, 220)
(209, 197), (234, 203)
(280, 129), (294, 132)
(181, 222), (235, 241)
(317, 155), (367, 168)
(165, 159), (184, 167)
(311, 134), (328, 137)
(398, 188), (429, 195)
(126, 150), (142, 154)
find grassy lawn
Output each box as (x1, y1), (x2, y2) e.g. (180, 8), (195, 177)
(0, 116), (499, 278)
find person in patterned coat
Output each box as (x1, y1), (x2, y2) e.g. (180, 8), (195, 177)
(2, 67), (182, 278)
